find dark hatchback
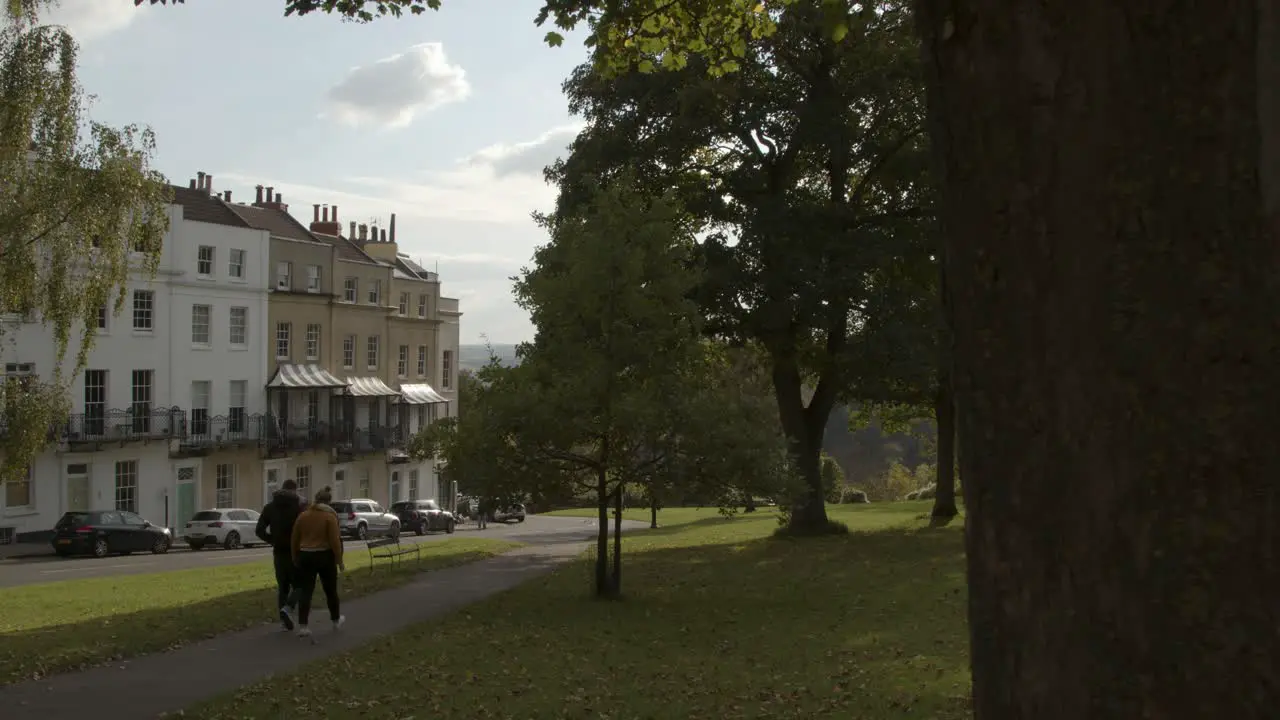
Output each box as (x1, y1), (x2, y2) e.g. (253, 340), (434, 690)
(51, 510), (173, 558)
(390, 500), (457, 536)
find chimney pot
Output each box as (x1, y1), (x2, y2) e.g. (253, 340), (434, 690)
(313, 204), (320, 222)
(322, 205), (330, 223)
(197, 171), (206, 189)
(255, 185), (264, 204)
(331, 205), (338, 222)
(359, 224), (368, 241)
(349, 221), (356, 238)
(389, 213), (396, 243)
(274, 192), (282, 203)
(266, 186), (274, 202)
(381, 229), (387, 243)
(189, 179), (197, 189)
(205, 174), (213, 193)
(225, 190), (232, 201)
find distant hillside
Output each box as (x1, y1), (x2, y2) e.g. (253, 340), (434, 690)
(458, 344), (520, 371)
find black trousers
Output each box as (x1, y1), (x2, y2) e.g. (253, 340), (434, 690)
(295, 549), (341, 625)
(271, 551), (297, 611)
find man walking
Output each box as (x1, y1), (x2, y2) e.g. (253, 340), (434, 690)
(476, 496), (488, 530)
(255, 479), (303, 630)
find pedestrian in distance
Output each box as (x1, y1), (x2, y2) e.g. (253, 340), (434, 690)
(476, 496), (488, 529)
(254, 478), (303, 631)
(290, 485), (346, 638)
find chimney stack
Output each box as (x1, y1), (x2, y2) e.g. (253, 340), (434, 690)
(255, 185), (264, 204)
(389, 213), (396, 243)
(359, 224), (368, 241)
(205, 174), (214, 193)
(381, 228), (387, 243)
(189, 179), (197, 189)
(197, 171), (206, 189)
(313, 204), (321, 222)
(309, 202), (342, 236)
(349, 221), (356, 238)
(274, 192), (282, 203)
(224, 190), (232, 202)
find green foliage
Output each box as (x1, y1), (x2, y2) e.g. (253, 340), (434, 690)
(884, 460), (915, 499)
(820, 453), (845, 503)
(1, 2), (169, 481)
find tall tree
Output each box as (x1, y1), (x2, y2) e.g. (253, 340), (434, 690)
(1, 0), (168, 482)
(549, 1), (931, 534)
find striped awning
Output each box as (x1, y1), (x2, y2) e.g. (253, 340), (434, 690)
(268, 363), (347, 389)
(398, 383), (448, 405)
(343, 376), (401, 397)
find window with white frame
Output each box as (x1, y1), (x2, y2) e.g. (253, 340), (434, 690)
(397, 345), (408, 378)
(408, 469), (419, 501)
(342, 335), (356, 369)
(215, 463), (235, 507)
(191, 380), (210, 435)
(398, 292), (409, 315)
(197, 246), (215, 277)
(306, 323), (321, 360)
(366, 335), (379, 370)
(84, 369), (107, 435)
(306, 390), (320, 425)
(229, 380), (246, 433)
(367, 279), (381, 305)
(442, 350), (453, 389)
(132, 290), (154, 330)
(130, 370), (153, 432)
(296, 465), (311, 500)
(306, 264), (321, 293)
(416, 345), (427, 377)
(276, 261), (291, 290)
(191, 304), (211, 345)
(358, 469), (370, 498)
(114, 460), (138, 512)
(417, 293), (427, 318)
(97, 304), (108, 331)
(343, 277), (357, 303)
(228, 248), (245, 279)
(275, 322), (291, 360)
(229, 306), (247, 346)
(4, 464), (32, 509)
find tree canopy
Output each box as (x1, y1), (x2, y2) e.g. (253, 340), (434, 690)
(1, 0), (168, 481)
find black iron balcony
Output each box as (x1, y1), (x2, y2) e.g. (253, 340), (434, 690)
(264, 418), (338, 453)
(174, 412), (270, 454)
(63, 406), (187, 445)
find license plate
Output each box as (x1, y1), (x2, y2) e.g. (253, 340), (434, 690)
(57, 539), (71, 545)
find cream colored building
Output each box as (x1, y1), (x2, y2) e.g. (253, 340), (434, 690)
(227, 193), (457, 510)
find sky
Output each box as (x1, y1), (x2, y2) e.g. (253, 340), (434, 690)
(44, 0), (593, 344)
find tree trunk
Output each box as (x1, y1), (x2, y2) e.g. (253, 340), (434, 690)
(772, 357), (836, 533)
(612, 482), (623, 595)
(594, 464), (609, 598)
(649, 488), (658, 529)
(931, 370), (958, 523)
(916, 1), (1280, 718)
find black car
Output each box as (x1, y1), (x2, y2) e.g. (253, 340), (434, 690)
(390, 500), (457, 536)
(51, 510), (173, 558)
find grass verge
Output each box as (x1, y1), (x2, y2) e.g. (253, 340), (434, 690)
(188, 504), (970, 720)
(0, 537), (522, 685)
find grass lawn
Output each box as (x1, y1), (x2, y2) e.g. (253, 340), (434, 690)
(0, 537), (521, 686)
(188, 504), (971, 720)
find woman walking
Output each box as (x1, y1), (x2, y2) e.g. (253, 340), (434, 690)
(289, 486), (346, 637)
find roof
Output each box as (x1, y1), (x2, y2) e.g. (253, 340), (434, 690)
(169, 186), (252, 228)
(342, 376), (400, 397)
(227, 204), (319, 243)
(395, 256), (438, 281)
(311, 232), (385, 266)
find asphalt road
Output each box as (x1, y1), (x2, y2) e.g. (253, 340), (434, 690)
(0, 514), (647, 589)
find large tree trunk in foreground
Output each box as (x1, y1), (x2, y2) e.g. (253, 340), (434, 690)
(931, 377), (958, 522)
(918, 1), (1280, 718)
(595, 465), (609, 598)
(773, 359), (836, 533)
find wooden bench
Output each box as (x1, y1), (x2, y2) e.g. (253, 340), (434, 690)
(366, 536), (420, 571)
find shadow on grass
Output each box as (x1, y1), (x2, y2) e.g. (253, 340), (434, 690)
(0, 547), (507, 686)
(190, 522), (971, 720)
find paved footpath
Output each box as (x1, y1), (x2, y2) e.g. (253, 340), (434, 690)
(0, 540), (598, 720)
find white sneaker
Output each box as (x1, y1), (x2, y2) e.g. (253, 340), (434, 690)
(333, 615), (346, 631)
(297, 625), (311, 638)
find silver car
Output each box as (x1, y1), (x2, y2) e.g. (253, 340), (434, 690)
(331, 499), (400, 540)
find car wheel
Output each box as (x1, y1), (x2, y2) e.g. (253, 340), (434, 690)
(223, 531), (241, 550)
(92, 538), (109, 558)
(356, 523), (368, 541)
(152, 535), (170, 554)
(445, 519), (455, 534)
(389, 522), (400, 540)
(517, 516), (525, 523)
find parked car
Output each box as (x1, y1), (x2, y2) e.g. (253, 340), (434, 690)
(331, 499), (400, 540)
(51, 510), (173, 558)
(391, 499), (457, 536)
(183, 508), (262, 550)
(491, 503), (527, 523)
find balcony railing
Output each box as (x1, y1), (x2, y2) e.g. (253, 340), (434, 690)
(265, 419), (339, 453)
(179, 412), (272, 449)
(63, 406), (187, 444)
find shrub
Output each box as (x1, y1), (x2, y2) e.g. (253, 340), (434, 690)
(905, 489), (920, 501)
(820, 454), (845, 503)
(917, 484), (937, 500)
(841, 488), (869, 504)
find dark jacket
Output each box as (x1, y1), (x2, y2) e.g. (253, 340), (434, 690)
(256, 489), (302, 553)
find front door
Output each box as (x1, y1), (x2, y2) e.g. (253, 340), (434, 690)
(175, 466), (198, 532)
(65, 464), (90, 511)
(264, 467), (281, 504)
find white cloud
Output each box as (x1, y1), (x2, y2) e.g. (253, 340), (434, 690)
(465, 124), (583, 178)
(324, 43), (470, 129)
(39, 0), (146, 42)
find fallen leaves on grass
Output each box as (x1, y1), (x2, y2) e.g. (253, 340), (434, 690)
(187, 505), (971, 720)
